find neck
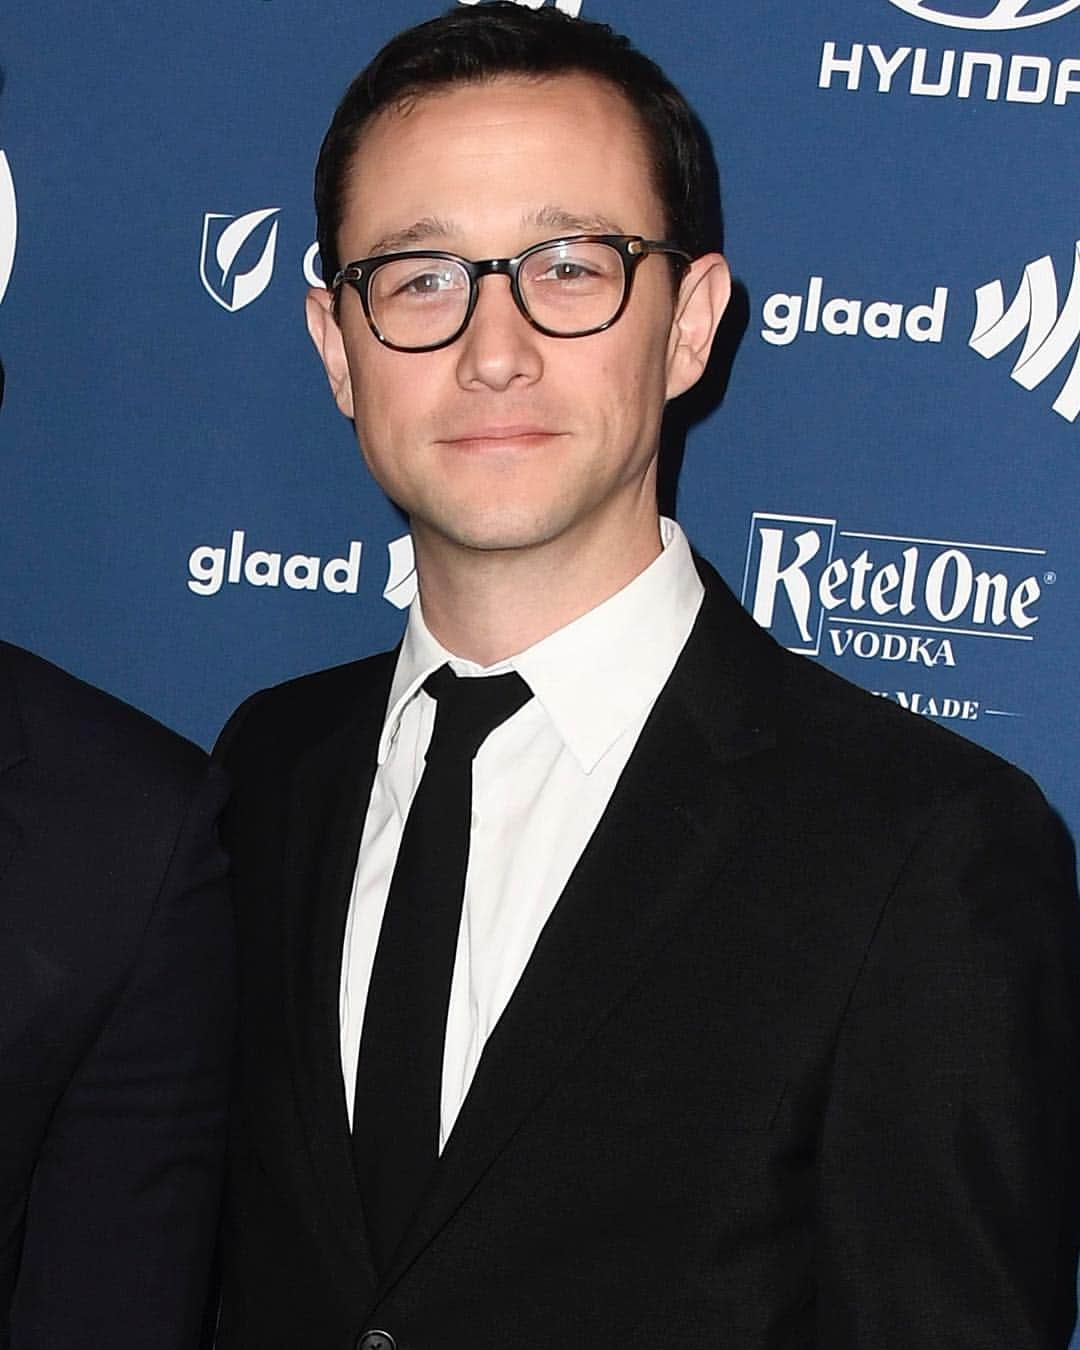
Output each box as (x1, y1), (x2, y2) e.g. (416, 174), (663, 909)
(414, 507), (665, 668)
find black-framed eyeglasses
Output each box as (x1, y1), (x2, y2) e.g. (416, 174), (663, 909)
(331, 234), (692, 353)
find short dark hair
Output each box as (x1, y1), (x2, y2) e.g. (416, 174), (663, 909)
(314, 2), (719, 291)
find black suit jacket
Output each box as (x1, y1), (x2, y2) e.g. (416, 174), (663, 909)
(216, 562), (1080, 1349)
(0, 642), (234, 1349)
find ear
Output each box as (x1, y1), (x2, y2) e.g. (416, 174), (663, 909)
(305, 286), (355, 419)
(665, 253), (731, 402)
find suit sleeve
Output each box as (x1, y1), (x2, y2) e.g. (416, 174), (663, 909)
(9, 764), (235, 1350)
(816, 765), (1080, 1349)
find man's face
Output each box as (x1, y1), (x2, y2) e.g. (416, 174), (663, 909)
(309, 73), (728, 561)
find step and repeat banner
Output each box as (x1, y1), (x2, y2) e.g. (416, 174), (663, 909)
(4, 0), (1077, 789)
(2, 0), (1078, 1279)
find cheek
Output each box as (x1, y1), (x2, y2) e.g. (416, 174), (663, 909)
(346, 348), (414, 452)
(600, 327), (671, 420)
(572, 322), (663, 401)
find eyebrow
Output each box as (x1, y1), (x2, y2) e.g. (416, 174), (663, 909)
(363, 206), (627, 259)
(524, 205), (626, 236)
(365, 216), (456, 256)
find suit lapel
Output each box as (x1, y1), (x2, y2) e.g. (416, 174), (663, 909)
(378, 566), (780, 1295)
(279, 652), (396, 1280)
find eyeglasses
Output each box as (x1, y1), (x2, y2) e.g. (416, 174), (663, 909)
(331, 234), (692, 353)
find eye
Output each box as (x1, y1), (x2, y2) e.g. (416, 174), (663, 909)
(372, 257), (469, 307)
(536, 258), (600, 284)
(523, 243), (622, 292)
(394, 267), (463, 298)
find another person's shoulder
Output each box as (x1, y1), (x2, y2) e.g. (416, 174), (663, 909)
(216, 647), (397, 774)
(0, 640), (207, 805)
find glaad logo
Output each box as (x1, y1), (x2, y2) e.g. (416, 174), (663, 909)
(199, 208), (280, 312)
(887, 0), (1080, 28)
(188, 530), (361, 595)
(970, 240), (1080, 423)
(741, 512), (1047, 669)
(762, 277), (948, 346)
(187, 530), (421, 609)
(0, 151), (16, 305)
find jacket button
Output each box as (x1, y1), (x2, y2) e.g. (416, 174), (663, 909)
(357, 1333), (395, 1350)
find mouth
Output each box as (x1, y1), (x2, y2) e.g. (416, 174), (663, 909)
(437, 426), (565, 451)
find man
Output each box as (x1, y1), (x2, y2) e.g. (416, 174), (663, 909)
(215, 5), (1080, 1347)
(0, 641), (233, 1348)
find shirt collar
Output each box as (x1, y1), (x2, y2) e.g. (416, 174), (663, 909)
(379, 517), (704, 772)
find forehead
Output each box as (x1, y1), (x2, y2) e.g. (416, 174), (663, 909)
(339, 73), (664, 253)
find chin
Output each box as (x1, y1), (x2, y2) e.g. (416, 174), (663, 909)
(420, 499), (578, 556)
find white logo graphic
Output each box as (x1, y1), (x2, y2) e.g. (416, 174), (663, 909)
(187, 530), (419, 607)
(741, 513), (1046, 666)
(188, 530), (361, 595)
(970, 241), (1080, 423)
(887, 0), (1080, 29)
(0, 152), (16, 305)
(762, 277), (948, 346)
(872, 688), (987, 721)
(199, 208), (279, 312)
(383, 535), (417, 609)
(819, 43), (1080, 103)
(458, 0), (582, 13)
(303, 242), (323, 288)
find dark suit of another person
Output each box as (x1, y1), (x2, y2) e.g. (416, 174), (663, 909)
(0, 641), (233, 1349)
(214, 561), (1080, 1350)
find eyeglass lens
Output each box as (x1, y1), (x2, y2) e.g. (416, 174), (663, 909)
(367, 240), (628, 348)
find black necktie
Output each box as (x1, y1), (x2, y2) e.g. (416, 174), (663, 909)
(352, 662), (533, 1273)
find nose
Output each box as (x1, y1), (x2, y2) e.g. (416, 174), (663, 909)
(454, 274), (543, 392)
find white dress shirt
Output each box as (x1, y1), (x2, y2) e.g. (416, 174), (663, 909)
(340, 517), (704, 1148)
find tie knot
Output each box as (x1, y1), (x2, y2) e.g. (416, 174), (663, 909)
(423, 664), (533, 763)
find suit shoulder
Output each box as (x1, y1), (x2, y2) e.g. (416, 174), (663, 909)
(692, 562), (1016, 805)
(775, 640), (1032, 806)
(0, 641), (206, 797)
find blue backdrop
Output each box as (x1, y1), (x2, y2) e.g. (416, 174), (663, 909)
(2, 0), (1078, 1328)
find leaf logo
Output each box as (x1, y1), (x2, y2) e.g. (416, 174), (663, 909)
(887, 0), (1080, 29)
(199, 207), (280, 312)
(0, 152), (16, 305)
